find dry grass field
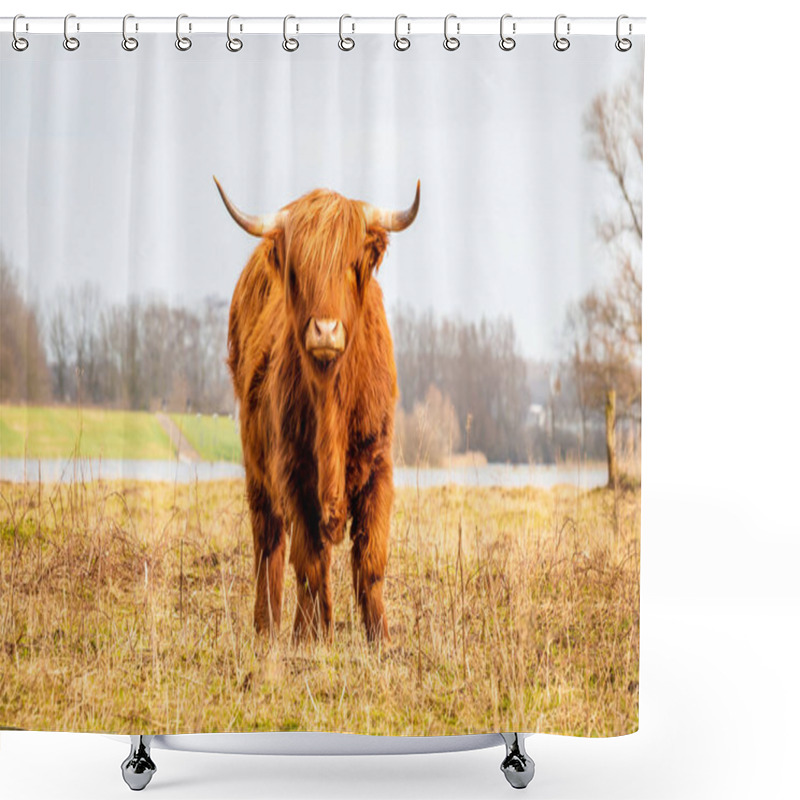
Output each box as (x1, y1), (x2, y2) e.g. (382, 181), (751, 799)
(0, 472), (639, 737)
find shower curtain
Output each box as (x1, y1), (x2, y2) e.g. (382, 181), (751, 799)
(0, 24), (643, 739)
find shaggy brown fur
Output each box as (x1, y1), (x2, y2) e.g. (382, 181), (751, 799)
(226, 187), (412, 642)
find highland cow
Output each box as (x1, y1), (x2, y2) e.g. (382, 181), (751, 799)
(215, 176), (420, 641)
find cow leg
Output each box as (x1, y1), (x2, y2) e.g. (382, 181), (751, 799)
(247, 477), (285, 636)
(350, 460), (392, 642)
(290, 520), (333, 642)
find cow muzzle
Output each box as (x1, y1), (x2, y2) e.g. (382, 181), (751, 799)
(305, 318), (346, 363)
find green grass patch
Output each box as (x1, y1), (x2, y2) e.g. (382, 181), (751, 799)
(0, 405), (175, 460)
(169, 413), (242, 463)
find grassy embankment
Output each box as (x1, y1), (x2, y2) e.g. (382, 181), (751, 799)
(0, 405), (240, 462)
(168, 413), (241, 462)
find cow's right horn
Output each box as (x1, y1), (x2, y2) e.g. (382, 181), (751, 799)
(213, 176), (285, 237)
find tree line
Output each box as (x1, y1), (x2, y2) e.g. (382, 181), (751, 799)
(49, 285), (231, 413)
(392, 307), (531, 464)
(1, 258), (639, 469)
(0, 262), (537, 463)
(0, 260), (232, 414)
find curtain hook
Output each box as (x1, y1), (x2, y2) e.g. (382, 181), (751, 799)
(176, 13), (192, 51)
(283, 15), (299, 52)
(394, 14), (410, 51)
(63, 13), (80, 51)
(226, 15), (243, 52)
(615, 14), (632, 51)
(121, 14), (138, 51)
(499, 13), (516, 51)
(443, 14), (460, 51)
(553, 14), (571, 51)
(338, 14), (355, 51)
(12, 14), (29, 52)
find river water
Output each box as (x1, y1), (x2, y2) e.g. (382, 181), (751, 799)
(0, 458), (608, 490)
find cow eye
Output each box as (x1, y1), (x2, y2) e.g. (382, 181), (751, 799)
(287, 264), (298, 293)
(348, 264), (364, 291)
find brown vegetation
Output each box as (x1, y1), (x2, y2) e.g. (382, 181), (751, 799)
(0, 475), (639, 736)
(394, 385), (461, 468)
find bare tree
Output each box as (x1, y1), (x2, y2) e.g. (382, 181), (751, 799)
(0, 254), (51, 403)
(566, 291), (640, 485)
(71, 282), (103, 404)
(571, 64), (643, 486)
(585, 62), (643, 349)
(48, 298), (73, 401)
(585, 67), (643, 250)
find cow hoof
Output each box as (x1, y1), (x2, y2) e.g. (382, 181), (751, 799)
(500, 733), (535, 789)
(121, 736), (156, 791)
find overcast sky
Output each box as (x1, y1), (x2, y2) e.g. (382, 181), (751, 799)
(0, 34), (643, 360)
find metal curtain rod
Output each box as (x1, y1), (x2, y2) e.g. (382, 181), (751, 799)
(0, 16), (646, 36)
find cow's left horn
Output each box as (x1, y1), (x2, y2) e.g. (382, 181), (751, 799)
(213, 176), (285, 237)
(363, 180), (420, 232)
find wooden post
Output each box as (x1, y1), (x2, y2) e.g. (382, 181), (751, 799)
(605, 388), (617, 490)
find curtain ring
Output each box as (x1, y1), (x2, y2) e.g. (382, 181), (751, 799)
(226, 15), (243, 51)
(615, 14), (632, 51)
(338, 14), (355, 51)
(553, 14), (570, 51)
(283, 15), (299, 52)
(121, 14), (138, 51)
(176, 14), (192, 51)
(394, 14), (410, 51)
(443, 14), (460, 51)
(63, 13), (80, 51)
(12, 15), (29, 52)
(499, 14), (516, 51)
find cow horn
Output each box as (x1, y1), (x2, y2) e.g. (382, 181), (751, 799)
(362, 180), (420, 232)
(213, 176), (285, 237)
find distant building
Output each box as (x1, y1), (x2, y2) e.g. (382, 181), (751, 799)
(526, 403), (547, 429)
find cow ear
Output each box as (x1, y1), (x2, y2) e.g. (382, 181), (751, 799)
(362, 225), (389, 276)
(257, 228), (284, 283)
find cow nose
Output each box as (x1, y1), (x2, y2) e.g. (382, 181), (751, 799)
(306, 317), (346, 357)
(314, 319), (339, 340)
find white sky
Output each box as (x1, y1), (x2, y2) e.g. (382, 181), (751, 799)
(0, 33), (643, 360)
